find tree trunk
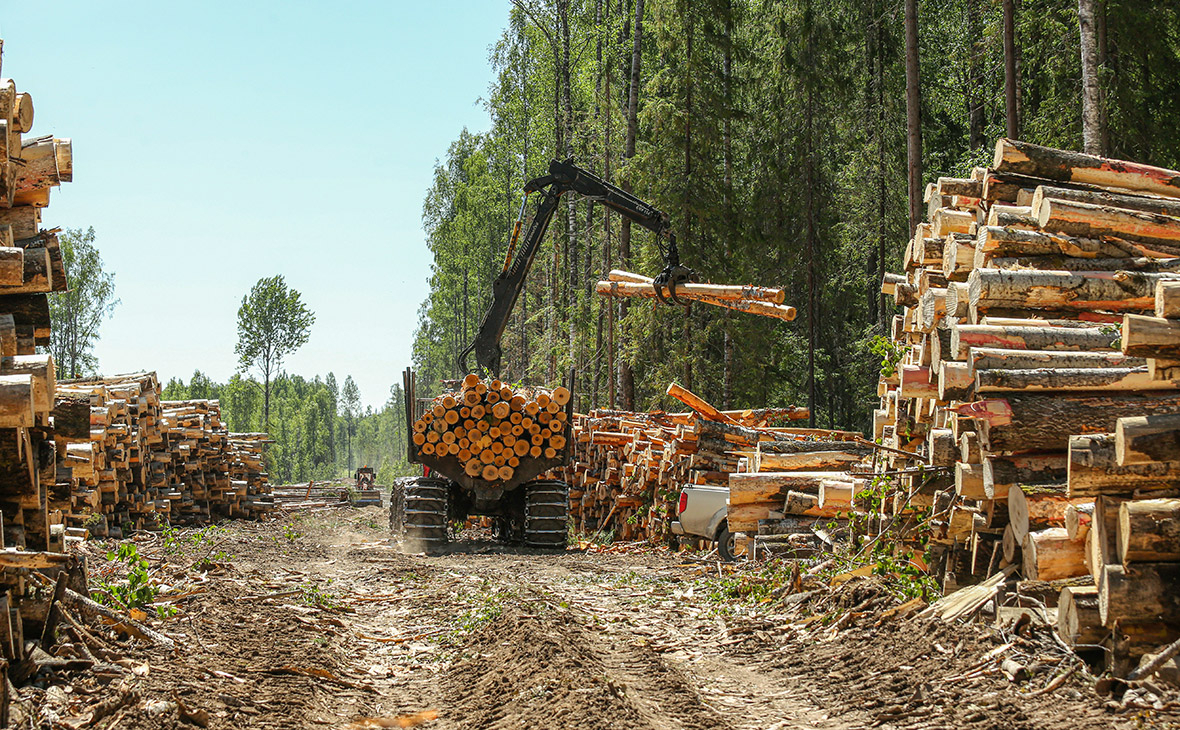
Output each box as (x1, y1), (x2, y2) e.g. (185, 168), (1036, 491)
(969, 268), (1164, 314)
(1078, 0), (1106, 156)
(618, 0), (644, 412)
(1003, 0), (1019, 139)
(904, 0), (923, 236)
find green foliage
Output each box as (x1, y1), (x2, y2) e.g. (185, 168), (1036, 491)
(300, 579), (341, 610)
(407, 0), (1180, 430)
(93, 542), (159, 612)
(869, 335), (905, 378)
(235, 275), (316, 429)
(48, 227), (119, 379)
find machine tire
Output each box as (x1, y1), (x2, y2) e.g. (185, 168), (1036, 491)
(388, 478), (408, 533)
(524, 480), (568, 549)
(402, 477), (450, 553)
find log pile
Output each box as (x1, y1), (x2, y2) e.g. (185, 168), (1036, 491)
(878, 138), (1180, 678)
(52, 375), (273, 538)
(412, 374), (571, 483)
(566, 382), (824, 542)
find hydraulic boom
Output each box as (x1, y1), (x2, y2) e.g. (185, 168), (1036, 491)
(458, 158), (693, 376)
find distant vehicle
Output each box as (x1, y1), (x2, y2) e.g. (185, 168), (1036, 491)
(670, 484), (745, 561)
(355, 466), (375, 490)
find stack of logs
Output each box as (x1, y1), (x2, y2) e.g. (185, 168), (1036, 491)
(878, 137), (1180, 678)
(567, 382), (815, 541)
(412, 374), (571, 483)
(52, 373), (272, 539)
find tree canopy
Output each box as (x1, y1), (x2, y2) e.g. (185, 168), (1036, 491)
(48, 227), (118, 379)
(235, 275), (315, 430)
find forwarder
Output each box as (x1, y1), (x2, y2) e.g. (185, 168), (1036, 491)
(395, 159), (691, 552)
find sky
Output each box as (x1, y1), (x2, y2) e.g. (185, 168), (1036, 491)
(0, 1), (510, 410)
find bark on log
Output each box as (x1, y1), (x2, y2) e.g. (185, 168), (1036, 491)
(984, 453), (1068, 499)
(932, 208), (974, 236)
(938, 361), (973, 401)
(928, 428), (956, 467)
(1032, 185), (1180, 221)
(1121, 314), (1180, 359)
(728, 472), (831, 507)
(979, 392), (1180, 453)
(754, 450), (860, 472)
(1037, 198), (1180, 254)
(987, 204), (1037, 229)
(951, 324), (1117, 361)
(1008, 483), (1077, 543)
(1116, 413), (1180, 464)
(960, 431), (982, 464)
(1058, 585), (1103, 646)
(994, 139), (1180, 200)
(937, 177), (983, 198)
(942, 235), (976, 282)
(1068, 433), (1180, 497)
(975, 366), (1169, 393)
(1023, 527), (1088, 581)
(919, 289), (947, 332)
(595, 279), (785, 304)
(666, 382), (735, 424)
(969, 347), (1143, 372)
(988, 256), (1180, 273)
(969, 268), (1170, 314)
(1119, 498), (1180, 564)
(1156, 280), (1180, 318)
(1100, 563), (1180, 626)
(976, 225), (1138, 260)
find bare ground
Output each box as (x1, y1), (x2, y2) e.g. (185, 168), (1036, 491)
(22, 508), (1180, 729)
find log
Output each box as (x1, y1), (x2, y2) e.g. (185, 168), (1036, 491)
(937, 177), (983, 198)
(1023, 527), (1088, 581)
(1032, 185), (1180, 221)
(817, 479), (854, 508)
(918, 288), (947, 332)
(955, 462), (986, 500)
(975, 366), (1168, 393)
(951, 324), (1117, 361)
(1037, 197), (1180, 253)
(665, 382), (734, 424)
(1057, 585), (1103, 647)
(989, 255), (1180, 273)
(969, 268), (1169, 314)
(1119, 498), (1180, 564)
(983, 453), (1068, 499)
(728, 472), (831, 507)
(969, 347), (1142, 372)
(1008, 483), (1079, 543)
(899, 365), (938, 399)
(987, 204), (1037, 229)
(1121, 314), (1180, 359)
(881, 272), (905, 296)
(1069, 433), (1180, 497)
(1156, 279), (1180, 319)
(942, 236), (975, 281)
(0, 294), (49, 344)
(976, 225), (1137, 261)
(16, 137), (70, 193)
(931, 207), (974, 236)
(1089, 497), (1123, 583)
(594, 278), (786, 304)
(1100, 563), (1180, 625)
(755, 450), (860, 472)
(935, 362), (969, 403)
(994, 138), (1180, 200)
(1065, 502), (1094, 540)
(1116, 413), (1180, 464)
(928, 428), (956, 467)
(959, 431), (981, 464)
(978, 392), (1180, 453)
(0, 375), (33, 428)
(0, 248), (21, 287)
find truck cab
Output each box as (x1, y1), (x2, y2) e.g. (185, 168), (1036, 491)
(671, 484), (744, 561)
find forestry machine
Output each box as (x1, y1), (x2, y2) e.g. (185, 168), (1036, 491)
(397, 159), (691, 552)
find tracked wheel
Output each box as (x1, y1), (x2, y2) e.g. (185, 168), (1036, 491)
(402, 477), (450, 553)
(524, 480), (569, 549)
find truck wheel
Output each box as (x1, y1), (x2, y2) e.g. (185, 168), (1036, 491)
(716, 523), (746, 562)
(524, 480), (568, 549)
(402, 477), (450, 554)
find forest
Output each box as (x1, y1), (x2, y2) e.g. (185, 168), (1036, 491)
(410, 0), (1180, 432)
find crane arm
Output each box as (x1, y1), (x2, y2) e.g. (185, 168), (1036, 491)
(458, 159), (692, 376)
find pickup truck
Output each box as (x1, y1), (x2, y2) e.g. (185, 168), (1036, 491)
(670, 484), (744, 561)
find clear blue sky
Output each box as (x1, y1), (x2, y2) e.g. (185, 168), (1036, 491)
(0, 1), (510, 409)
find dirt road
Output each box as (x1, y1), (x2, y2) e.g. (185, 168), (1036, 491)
(38, 509), (1164, 729)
